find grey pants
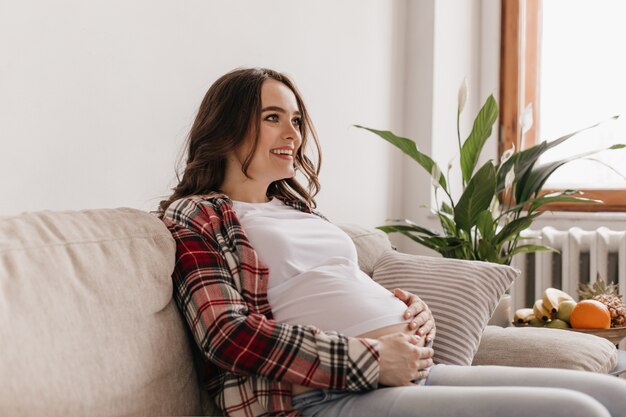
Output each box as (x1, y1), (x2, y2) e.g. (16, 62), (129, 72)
(292, 364), (626, 417)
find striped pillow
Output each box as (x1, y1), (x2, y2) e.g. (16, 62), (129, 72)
(372, 250), (519, 366)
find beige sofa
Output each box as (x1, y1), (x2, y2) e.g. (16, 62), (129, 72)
(0, 207), (619, 416)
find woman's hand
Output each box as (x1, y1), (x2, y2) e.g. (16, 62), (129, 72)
(376, 332), (434, 386)
(393, 288), (436, 344)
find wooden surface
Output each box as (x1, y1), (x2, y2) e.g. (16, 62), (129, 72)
(567, 326), (626, 345)
(499, 0), (626, 212)
(513, 322), (626, 345)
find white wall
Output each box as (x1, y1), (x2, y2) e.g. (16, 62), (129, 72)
(391, 0), (503, 254)
(6, 0), (618, 237)
(0, 0), (401, 228)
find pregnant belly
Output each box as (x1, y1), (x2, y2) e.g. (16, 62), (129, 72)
(291, 322), (419, 395)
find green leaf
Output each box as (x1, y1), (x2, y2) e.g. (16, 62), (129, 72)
(355, 126), (448, 191)
(509, 244), (559, 257)
(382, 228), (440, 251)
(545, 115), (619, 151)
(583, 157), (626, 181)
(460, 95), (499, 184)
(454, 161), (496, 233)
(478, 239), (501, 263)
(441, 201), (454, 215)
(517, 145), (625, 202)
(496, 142), (548, 193)
(377, 223), (437, 237)
(437, 212), (458, 236)
(494, 216), (535, 245)
(528, 194), (602, 213)
(496, 116), (620, 193)
(475, 210), (495, 240)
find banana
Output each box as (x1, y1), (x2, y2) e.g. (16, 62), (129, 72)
(542, 288), (574, 313)
(513, 308), (535, 324)
(533, 299), (551, 321)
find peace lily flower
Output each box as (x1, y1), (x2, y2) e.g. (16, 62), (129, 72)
(431, 164), (442, 189)
(520, 103), (534, 136)
(500, 144), (516, 165)
(355, 83), (624, 265)
(447, 156), (455, 175)
(504, 166), (516, 191)
(458, 77), (468, 114)
(489, 196), (501, 220)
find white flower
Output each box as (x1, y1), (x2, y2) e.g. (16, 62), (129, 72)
(458, 77), (468, 113)
(504, 166), (516, 191)
(447, 156), (455, 174)
(500, 144), (516, 164)
(431, 164), (442, 189)
(520, 103), (534, 135)
(489, 196), (501, 219)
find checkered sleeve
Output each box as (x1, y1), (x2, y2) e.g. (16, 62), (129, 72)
(163, 197), (381, 392)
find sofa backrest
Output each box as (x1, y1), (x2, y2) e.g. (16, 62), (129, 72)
(336, 223), (393, 276)
(0, 208), (200, 416)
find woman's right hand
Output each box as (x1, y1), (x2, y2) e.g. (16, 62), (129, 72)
(377, 332), (434, 386)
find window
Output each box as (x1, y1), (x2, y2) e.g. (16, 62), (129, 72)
(500, 0), (626, 211)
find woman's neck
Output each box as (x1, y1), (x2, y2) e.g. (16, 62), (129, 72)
(220, 180), (270, 203)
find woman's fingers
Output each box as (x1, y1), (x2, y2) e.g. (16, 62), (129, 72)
(410, 310), (429, 328)
(395, 290), (436, 339)
(416, 356), (434, 370)
(427, 324), (437, 343)
(410, 347), (434, 381)
(414, 369), (430, 381)
(410, 314), (435, 338)
(394, 288), (427, 321)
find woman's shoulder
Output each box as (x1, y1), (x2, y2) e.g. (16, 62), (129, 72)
(162, 192), (233, 226)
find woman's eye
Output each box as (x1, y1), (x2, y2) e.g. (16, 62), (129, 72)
(292, 117), (302, 126)
(265, 114), (279, 122)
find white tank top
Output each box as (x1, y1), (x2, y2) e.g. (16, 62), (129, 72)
(232, 197), (408, 336)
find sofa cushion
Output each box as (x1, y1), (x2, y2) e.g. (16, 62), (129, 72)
(0, 208), (200, 416)
(338, 223), (394, 276)
(372, 250), (519, 366)
(473, 325), (617, 373)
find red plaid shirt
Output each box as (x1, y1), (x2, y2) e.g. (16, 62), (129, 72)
(162, 193), (380, 417)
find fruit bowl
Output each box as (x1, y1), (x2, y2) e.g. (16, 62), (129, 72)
(513, 322), (626, 345)
(567, 326), (626, 345)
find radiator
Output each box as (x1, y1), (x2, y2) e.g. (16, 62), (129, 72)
(509, 226), (626, 348)
(511, 227), (626, 308)
(510, 227), (626, 310)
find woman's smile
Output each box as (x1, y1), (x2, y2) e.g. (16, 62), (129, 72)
(270, 146), (294, 160)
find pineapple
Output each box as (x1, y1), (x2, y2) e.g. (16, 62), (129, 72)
(577, 276), (626, 328)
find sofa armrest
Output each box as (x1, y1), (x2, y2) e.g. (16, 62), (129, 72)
(473, 325), (617, 374)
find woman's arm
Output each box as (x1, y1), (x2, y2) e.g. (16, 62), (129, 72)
(164, 198), (380, 392)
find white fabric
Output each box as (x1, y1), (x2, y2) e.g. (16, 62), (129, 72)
(232, 198), (408, 336)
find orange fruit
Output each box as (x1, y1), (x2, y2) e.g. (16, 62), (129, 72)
(569, 300), (611, 329)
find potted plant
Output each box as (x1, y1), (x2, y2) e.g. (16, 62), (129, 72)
(356, 79), (625, 266)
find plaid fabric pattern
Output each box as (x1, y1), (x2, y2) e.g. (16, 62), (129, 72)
(162, 193), (380, 417)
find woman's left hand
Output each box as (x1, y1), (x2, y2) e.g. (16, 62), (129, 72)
(393, 288), (436, 344)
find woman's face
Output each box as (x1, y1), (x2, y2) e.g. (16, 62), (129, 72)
(235, 78), (303, 185)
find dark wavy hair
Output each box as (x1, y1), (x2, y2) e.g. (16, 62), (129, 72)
(158, 68), (321, 217)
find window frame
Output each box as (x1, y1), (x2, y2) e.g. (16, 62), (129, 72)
(499, 0), (626, 212)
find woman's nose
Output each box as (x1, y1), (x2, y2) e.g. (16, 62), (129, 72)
(284, 122), (301, 140)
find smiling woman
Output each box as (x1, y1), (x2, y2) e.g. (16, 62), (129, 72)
(220, 80), (304, 203)
(158, 68), (322, 215)
(157, 67), (626, 417)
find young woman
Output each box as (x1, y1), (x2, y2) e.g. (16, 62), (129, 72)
(160, 68), (626, 417)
